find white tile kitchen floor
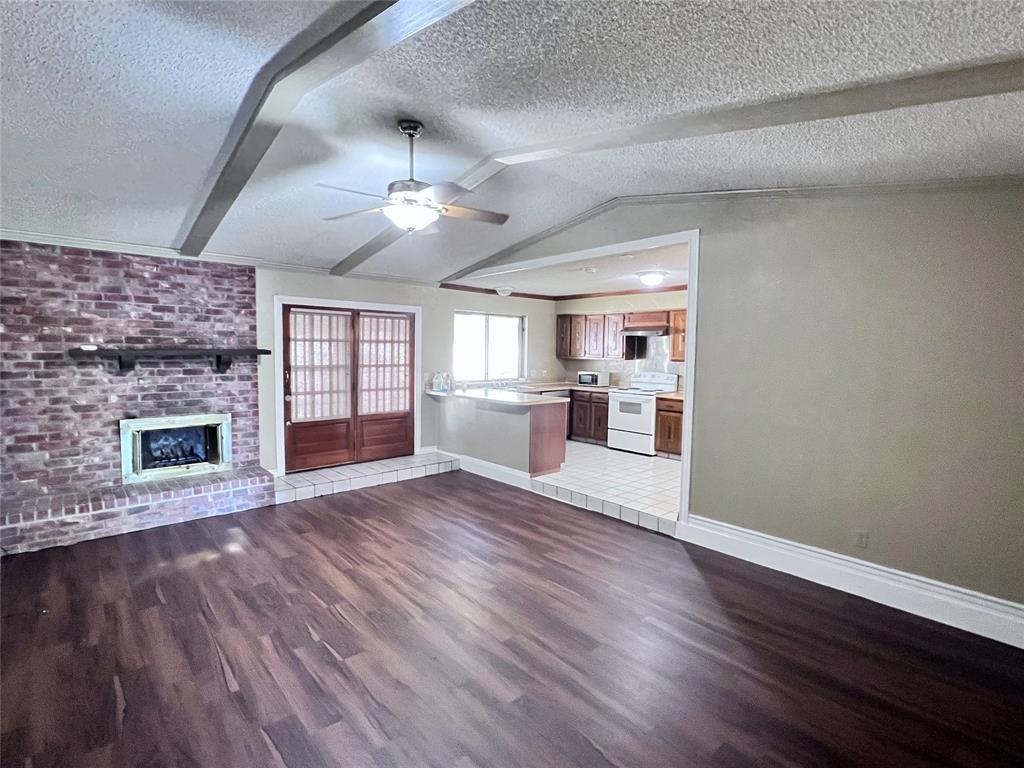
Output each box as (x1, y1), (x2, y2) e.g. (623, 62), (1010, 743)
(272, 451), (459, 504)
(531, 440), (681, 536)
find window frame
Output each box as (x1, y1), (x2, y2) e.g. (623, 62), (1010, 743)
(452, 310), (527, 383)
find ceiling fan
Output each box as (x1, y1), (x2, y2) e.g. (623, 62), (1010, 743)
(317, 120), (509, 232)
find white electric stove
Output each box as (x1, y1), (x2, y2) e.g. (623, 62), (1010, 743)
(607, 371), (679, 455)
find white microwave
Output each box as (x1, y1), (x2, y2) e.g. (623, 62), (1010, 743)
(577, 371), (609, 387)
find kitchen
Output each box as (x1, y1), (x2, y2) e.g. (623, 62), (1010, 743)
(428, 242), (690, 533)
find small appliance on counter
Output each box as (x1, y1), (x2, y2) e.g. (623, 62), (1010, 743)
(576, 371), (610, 387)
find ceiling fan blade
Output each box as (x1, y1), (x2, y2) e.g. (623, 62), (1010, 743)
(322, 206), (385, 222)
(315, 182), (386, 200)
(415, 222), (442, 236)
(424, 181), (470, 202)
(438, 203), (509, 226)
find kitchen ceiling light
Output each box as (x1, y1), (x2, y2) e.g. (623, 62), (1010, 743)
(637, 270), (668, 286)
(381, 200), (440, 232)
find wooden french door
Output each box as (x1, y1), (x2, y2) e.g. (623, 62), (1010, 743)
(283, 305), (414, 472)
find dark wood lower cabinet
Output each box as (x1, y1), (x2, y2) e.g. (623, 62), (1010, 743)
(591, 395), (608, 442)
(571, 398), (592, 437)
(570, 391), (608, 443)
(655, 398), (683, 454)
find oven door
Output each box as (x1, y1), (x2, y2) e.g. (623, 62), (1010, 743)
(608, 394), (655, 434)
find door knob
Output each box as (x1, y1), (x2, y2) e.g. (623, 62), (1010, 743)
(286, 421), (292, 427)
(284, 395), (292, 402)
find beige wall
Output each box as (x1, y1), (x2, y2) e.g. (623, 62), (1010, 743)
(555, 290), (687, 387)
(515, 180), (1024, 601)
(254, 271), (563, 473)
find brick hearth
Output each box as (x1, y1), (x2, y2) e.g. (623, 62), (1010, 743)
(0, 240), (273, 553)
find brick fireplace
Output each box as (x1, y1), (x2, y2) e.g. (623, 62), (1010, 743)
(0, 240), (273, 553)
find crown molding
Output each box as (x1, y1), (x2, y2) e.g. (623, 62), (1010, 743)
(551, 284), (688, 302)
(438, 282), (554, 301)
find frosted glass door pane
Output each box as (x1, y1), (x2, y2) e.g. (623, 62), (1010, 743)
(358, 313), (412, 414)
(289, 309), (351, 422)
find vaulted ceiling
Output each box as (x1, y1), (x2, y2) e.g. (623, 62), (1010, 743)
(3, 0), (1023, 284)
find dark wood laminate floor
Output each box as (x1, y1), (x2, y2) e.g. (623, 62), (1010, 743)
(2, 471), (1022, 768)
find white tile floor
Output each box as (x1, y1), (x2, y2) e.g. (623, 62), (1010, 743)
(531, 441), (681, 536)
(272, 451), (459, 505)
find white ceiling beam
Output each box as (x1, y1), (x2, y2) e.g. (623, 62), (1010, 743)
(491, 57), (1024, 166)
(434, 56), (1024, 283)
(179, 0), (475, 257)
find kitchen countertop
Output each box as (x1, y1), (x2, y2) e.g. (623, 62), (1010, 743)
(518, 382), (684, 400)
(656, 392), (685, 401)
(429, 383), (684, 402)
(426, 388), (569, 406)
(515, 382), (610, 394)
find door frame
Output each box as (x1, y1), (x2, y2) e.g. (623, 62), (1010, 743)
(273, 295), (423, 476)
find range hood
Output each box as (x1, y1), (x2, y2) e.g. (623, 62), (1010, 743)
(622, 327), (668, 337)
(622, 314), (669, 337)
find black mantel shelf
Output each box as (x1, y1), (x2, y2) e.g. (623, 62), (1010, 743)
(69, 346), (271, 374)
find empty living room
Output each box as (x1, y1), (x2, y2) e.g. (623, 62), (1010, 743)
(1, 2), (1022, 766)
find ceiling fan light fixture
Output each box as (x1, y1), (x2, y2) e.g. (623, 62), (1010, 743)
(382, 202), (440, 232)
(637, 270), (668, 286)
(495, 286), (513, 297)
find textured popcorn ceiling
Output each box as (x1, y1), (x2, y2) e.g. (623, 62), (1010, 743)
(2, 0), (1024, 280)
(0, 1), (342, 245)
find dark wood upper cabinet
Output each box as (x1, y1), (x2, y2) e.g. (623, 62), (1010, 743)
(584, 315), (605, 358)
(603, 314), (624, 358)
(670, 309), (686, 362)
(556, 309), (681, 361)
(570, 315), (586, 358)
(624, 311), (669, 328)
(556, 315), (571, 359)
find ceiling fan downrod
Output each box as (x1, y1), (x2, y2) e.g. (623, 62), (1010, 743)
(398, 120), (423, 181)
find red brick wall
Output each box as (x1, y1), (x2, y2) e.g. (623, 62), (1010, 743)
(1, 240), (261, 501)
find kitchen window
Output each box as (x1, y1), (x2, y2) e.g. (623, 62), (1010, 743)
(452, 312), (525, 382)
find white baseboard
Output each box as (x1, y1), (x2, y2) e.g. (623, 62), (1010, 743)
(676, 515), (1024, 649)
(446, 453), (533, 490)
(417, 445), (439, 454)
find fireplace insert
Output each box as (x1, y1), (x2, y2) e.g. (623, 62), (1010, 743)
(120, 413), (232, 483)
(139, 425), (219, 470)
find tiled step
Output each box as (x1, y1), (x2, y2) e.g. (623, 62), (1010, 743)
(531, 479), (679, 536)
(272, 452), (459, 504)
(530, 441), (681, 536)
